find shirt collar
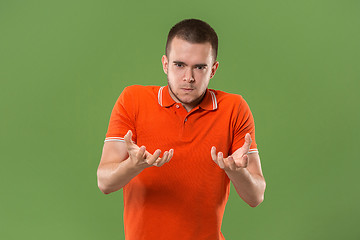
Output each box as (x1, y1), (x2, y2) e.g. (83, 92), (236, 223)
(158, 85), (218, 111)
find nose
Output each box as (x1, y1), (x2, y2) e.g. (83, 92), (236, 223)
(183, 68), (195, 83)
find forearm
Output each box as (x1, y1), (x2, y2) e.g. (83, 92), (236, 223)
(97, 159), (143, 194)
(225, 168), (266, 207)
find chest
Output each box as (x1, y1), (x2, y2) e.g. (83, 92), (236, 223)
(130, 102), (234, 199)
(135, 103), (235, 157)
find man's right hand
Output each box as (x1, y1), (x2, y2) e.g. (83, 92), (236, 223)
(97, 130), (174, 194)
(124, 130), (174, 170)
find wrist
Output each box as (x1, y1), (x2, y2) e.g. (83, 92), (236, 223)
(125, 157), (147, 173)
(225, 167), (248, 177)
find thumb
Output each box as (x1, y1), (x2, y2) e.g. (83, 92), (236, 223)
(242, 154), (249, 168)
(243, 133), (252, 153)
(124, 130), (134, 147)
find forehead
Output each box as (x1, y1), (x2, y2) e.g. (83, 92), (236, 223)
(168, 37), (214, 63)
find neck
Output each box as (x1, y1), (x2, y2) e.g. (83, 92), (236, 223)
(167, 85), (207, 112)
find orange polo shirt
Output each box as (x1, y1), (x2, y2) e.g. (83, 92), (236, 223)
(104, 85), (258, 240)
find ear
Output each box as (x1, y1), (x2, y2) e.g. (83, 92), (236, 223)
(161, 55), (168, 74)
(210, 61), (219, 79)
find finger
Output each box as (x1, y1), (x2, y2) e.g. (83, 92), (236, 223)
(211, 146), (217, 162)
(155, 151), (169, 167)
(242, 133), (252, 153)
(167, 149), (174, 162)
(136, 146), (146, 159)
(235, 154), (249, 168)
(147, 149), (161, 165)
(217, 152), (225, 169)
(242, 154), (249, 168)
(222, 157), (232, 170)
(227, 156), (236, 171)
(155, 151), (168, 163)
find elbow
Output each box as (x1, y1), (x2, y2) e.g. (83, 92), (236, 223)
(249, 181), (266, 208)
(97, 168), (114, 195)
(97, 172), (114, 195)
(97, 175), (124, 195)
(249, 195), (264, 208)
(98, 180), (112, 195)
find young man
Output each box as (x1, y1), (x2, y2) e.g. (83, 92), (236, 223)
(97, 19), (266, 240)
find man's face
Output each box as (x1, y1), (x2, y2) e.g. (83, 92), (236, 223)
(161, 36), (219, 111)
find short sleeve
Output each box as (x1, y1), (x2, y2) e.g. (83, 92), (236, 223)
(104, 86), (137, 143)
(229, 96), (258, 155)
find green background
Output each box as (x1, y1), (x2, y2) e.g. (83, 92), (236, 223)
(1, 0), (359, 239)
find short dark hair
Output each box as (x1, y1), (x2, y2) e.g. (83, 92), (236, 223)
(165, 19), (218, 60)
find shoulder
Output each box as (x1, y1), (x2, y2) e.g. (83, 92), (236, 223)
(114, 85), (161, 104)
(115, 85), (161, 111)
(122, 85), (160, 94)
(209, 89), (247, 108)
(119, 85), (161, 99)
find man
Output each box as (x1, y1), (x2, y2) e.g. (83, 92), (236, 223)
(97, 19), (266, 240)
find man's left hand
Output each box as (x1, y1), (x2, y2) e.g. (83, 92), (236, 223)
(211, 133), (252, 172)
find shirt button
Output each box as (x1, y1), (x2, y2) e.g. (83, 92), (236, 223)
(175, 105), (180, 109)
(184, 118), (188, 122)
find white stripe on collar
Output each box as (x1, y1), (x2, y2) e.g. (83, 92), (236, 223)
(158, 86), (164, 106)
(209, 90), (218, 110)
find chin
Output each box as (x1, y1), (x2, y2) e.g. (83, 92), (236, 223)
(176, 94), (194, 102)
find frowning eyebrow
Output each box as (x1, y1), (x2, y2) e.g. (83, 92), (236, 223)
(173, 61), (208, 68)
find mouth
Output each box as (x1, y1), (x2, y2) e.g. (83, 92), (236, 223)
(181, 87), (194, 92)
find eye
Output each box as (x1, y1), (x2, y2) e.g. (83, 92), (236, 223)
(196, 66), (206, 70)
(174, 63), (183, 67)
